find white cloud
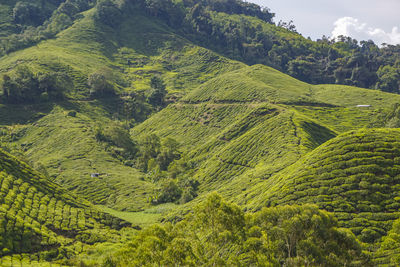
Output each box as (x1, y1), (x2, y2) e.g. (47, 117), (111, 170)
(331, 17), (400, 45)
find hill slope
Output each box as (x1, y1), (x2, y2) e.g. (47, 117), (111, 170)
(9, 104), (155, 211)
(1, 0), (400, 264)
(0, 147), (128, 265)
(243, 129), (400, 243)
(0, 3), (244, 211)
(1, 1), (398, 216)
(134, 64), (400, 201)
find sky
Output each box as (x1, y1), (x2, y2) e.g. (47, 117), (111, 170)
(248, 0), (400, 45)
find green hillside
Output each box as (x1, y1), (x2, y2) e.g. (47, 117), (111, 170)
(0, 0), (400, 265)
(0, 3), (244, 212)
(243, 129), (400, 243)
(134, 64), (400, 201)
(0, 6), (243, 99)
(0, 146), (129, 266)
(182, 65), (312, 103)
(9, 104), (157, 211)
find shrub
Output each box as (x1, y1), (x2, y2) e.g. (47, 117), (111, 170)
(147, 76), (167, 106)
(13, 2), (44, 26)
(95, 125), (138, 159)
(88, 70), (115, 97)
(155, 180), (182, 204)
(95, 0), (122, 27)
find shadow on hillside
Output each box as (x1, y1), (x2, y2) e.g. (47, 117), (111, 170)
(0, 103), (54, 125)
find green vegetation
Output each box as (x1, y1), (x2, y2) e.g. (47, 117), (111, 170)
(244, 129), (400, 244)
(134, 64), (400, 203)
(103, 193), (366, 267)
(1, 0), (400, 265)
(0, 146), (129, 265)
(5, 105), (156, 211)
(1, 65), (70, 103)
(98, 203), (177, 227)
(124, 0), (400, 93)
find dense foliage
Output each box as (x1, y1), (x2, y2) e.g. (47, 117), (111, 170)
(0, 0), (94, 55)
(1, 0), (400, 265)
(104, 193), (365, 266)
(2, 0), (399, 93)
(246, 129), (400, 244)
(1, 65), (70, 103)
(116, 0), (400, 93)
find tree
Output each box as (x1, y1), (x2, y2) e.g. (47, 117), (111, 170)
(250, 205), (363, 266)
(137, 134), (161, 172)
(350, 66), (377, 88)
(95, 125), (138, 160)
(38, 72), (71, 100)
(46, 13), (73, 34)
(88, 70), (115, 97)
(278, 20), (297, 33)
(103, 194), (366, 266)
(58, 2), (79, 17)
(1, 66), (39, 103)
(155, 180), (182, 204)
(288, 57), (319, 83)
(1, 74), (13, 100)
(95, 0), (122, 27)
(1, 67), (71, 103)
(13, 2), (43, 26)
(148, 76), (167, 106)
(121, 91), (152, 124)
(156, 138), (180, 171)
(376, 65), (400, 93)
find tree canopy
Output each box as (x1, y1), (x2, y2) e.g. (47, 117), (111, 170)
(104, 193), (366, 266)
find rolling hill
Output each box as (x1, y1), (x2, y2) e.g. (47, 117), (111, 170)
(0, 2), (244, 211)
(0, 0), (400, 265)
(135, 64), (400, 201)
(243, 129), (400, 243)
(0, 146), (129, 266)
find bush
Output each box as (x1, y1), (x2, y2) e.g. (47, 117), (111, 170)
(1, 67), (70, 104)
(13, 2), (44, 26)
(95, 125), (138, 159)
(88, 70), (115, 97)
(147, 76), (167, 106)
(1, 66), (39, 104)
(155, 180), (182, 204)
(95, 0), (122, 27)
(107, 194), (365, 266)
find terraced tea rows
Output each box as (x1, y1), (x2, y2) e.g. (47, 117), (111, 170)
(192, 110), (336, 192)
(6, 105), (155, 211)
(183, 65), (312, 104)
(1, 0), (400, 264)
(245, 129), (400, 242)
(0, 147), (128, 263)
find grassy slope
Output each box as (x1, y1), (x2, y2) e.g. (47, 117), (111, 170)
(242, 129), (400, 242)
(0, 8), (244, 97)
(0, 7), (243, 212)
(2, 2), (400, 256)
(136, 64), (400, 204)
(182, 65), (313, 103)
(11, 104), (155, 211)
(0, 147), (128, 265)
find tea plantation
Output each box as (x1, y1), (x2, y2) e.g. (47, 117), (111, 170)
(0, 0), (400, 265)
